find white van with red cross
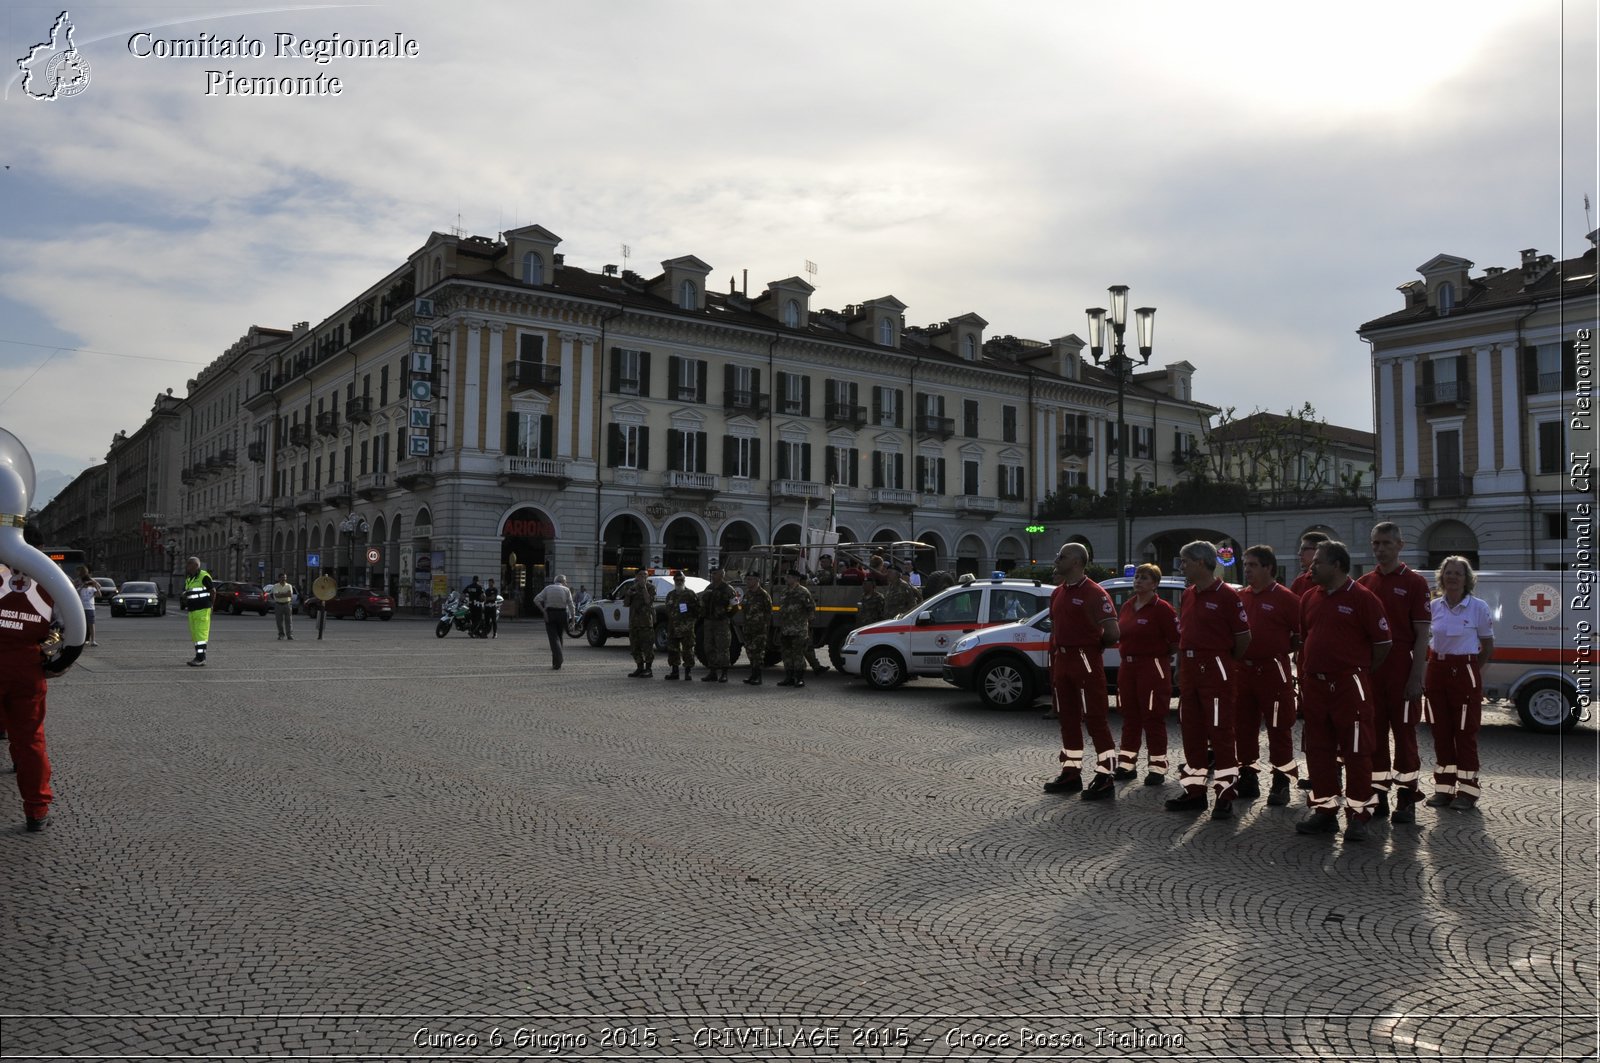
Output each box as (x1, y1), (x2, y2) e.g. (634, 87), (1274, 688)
(1469, 571), (1594, 733)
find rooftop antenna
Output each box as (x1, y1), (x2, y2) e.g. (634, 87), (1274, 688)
(1586, 194), (1593, 235)
(622, 243), (632, 271)
(805, 259), (818, 286)
(448, 207), (465, 239)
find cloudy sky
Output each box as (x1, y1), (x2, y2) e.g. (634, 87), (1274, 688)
(2, 0), (1595, 505)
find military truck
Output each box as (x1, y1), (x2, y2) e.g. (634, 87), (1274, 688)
(718, 541), (928, 667)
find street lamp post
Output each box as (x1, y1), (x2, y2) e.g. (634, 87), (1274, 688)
(340, 514), (369, 585)
(164, 538), (179, 600)
(1084, 286), (1156, 573)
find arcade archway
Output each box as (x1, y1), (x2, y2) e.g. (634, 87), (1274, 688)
(1424, 519), (1479, 569)
(603, 514), (648, 592)
(663, 517), (705, 575)
(501, 506), (553, 613)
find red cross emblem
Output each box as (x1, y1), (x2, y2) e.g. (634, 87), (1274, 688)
(1529, 593), (1553, 614)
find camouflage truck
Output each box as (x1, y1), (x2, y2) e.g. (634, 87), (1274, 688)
(718, 541), (928, 668)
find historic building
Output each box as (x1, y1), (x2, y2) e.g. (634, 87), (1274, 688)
(101, 390), (184, 582)
(1359, 234), (1599, 569)
(39, 224), (1226, 609)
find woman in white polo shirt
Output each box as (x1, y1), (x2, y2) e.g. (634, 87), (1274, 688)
(1424, 555), (1496, 812)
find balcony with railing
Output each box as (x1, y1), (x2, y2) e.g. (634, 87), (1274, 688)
(507, 361), (562, 392)
(356, 472), (389, 498)
(395, 457), (436, 488)
(288, 424), (312, 447)
(914, 414), (955, 441)
(315, 410), (340, 437)
(247, 441), (267, 463)
(825, 402), (867, 430)
(772, 479), (820, 500)
(664, 470), (719, 499)
(346, 397), (373, 423)
(869, 488), (917, 510)
(1415, 379), (1471, 409)
(322, 480), (353, 506)
(1415, 475), (1474, 502)
(723, 389), (771, 418)
(180, 466), (196, 484)
(1058, 433), (1094, 459)
(294, 489), (322, 513)
(497, 455), (571, 486)
(956, 495), (1000, 515)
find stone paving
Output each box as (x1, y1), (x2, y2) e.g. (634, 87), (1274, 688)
(1, 610), (1595, 1060)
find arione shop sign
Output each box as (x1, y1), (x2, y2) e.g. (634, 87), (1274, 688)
(502, 513), (554, 538)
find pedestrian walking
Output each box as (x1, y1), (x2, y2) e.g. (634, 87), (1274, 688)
(1114, 563), (1178, 786)
(1235, 545), (1302, 805)
(1423, 555), (1496, 812)
(1356, 522), (1432, 823)
(533, 575), (575, 670)
(268, 572), (295, 640)
(625, 575), (656, 678)
(776, 570), (815, 687)
(1295, 540), (1392, 842)
(75, 566), (98, 647)
(738, 571), (772, 685)
(698, 567), (737, 682)
(179, 556), (215, 666)
(662, 571), (700, 680)
(1041, 543), (1120, 800)
(1167, 540), (1252, 820)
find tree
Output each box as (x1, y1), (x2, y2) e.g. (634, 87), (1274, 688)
(1191, 403), (1336, 505)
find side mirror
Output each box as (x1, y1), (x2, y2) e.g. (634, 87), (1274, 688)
(914, 610), (934, 626)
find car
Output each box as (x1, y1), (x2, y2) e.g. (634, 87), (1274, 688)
(92, 577), (118, 605)
(212, 581), (271, 615)
(939, 576), (1221, 709)
(838, 576), (1055, 690)
(302, 586), (395, 620)
(581, 573), (712, 649)
(110, 581), (166, 617)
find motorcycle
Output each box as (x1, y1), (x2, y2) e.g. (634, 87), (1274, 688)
(436, 591), (502, 639)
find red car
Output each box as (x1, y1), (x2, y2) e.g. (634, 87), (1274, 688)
(302, 586), (395, 621)
(213, 582), (271, 615)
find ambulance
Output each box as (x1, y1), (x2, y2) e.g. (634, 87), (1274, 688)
(1470, 571), (1594, 733)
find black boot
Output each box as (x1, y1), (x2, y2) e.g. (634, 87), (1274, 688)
(665, 668), (680, 681)
(628, 665), (646, 678)
(794, 671), (806, 688)
(744, 668), (762, 685)
(717, 669), (729, 683)
(700, 669), (719, 682)
(777, 669), (798, 687)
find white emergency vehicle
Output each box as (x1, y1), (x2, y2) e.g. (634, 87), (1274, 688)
(1469, 571), (1594, 733)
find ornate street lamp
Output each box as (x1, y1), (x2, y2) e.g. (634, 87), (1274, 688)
(1085, 286), (1156, 572)
(339, 513), (369, 583)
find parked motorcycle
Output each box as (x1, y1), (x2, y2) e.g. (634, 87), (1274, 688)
(436, 592), (474, 638)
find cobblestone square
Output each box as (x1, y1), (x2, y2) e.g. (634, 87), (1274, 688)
(2, 612), (1595, 1059)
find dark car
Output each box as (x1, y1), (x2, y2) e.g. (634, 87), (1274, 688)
(303, 586), (394, 621)
(213, 581), (271, 615)
(110, 581), (166, 617)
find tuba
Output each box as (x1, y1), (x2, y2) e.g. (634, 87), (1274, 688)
(0, 427), (87, 673)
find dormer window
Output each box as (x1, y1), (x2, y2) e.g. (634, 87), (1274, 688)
(878, 317), (894, 345)
(1438, 282), (1455, 315)
(963, 335), (977, 361)
(522, 252), (544, 285)
(680, 280), (697, 310)
(784, 299), (800, 328)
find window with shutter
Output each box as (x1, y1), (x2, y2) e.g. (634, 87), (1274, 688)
(963, 400), (979, 438)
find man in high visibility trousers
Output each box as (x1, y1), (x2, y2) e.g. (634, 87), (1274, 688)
(180, 556), (215, 666)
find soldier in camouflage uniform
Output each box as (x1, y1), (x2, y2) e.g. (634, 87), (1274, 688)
(882, 564), (922, 619)
(697, 567), (737, 683)
(625, 575), (656, 678)
(776, 569), (816, 688)
(739, 571), (772, 685)
(853, 578), (889, 630)
(662, 571), (701, 680)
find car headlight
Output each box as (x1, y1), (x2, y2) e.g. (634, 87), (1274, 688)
(844, 632), (858, 647)
(112, 596), (123, 605)
(952, 635), (978, 654)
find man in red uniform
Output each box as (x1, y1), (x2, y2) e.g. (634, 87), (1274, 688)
(1236, 545), (1302, 806)
(0, 561), (69, 831)
(1042, 542), (1120, 800)
(1169, 540), (1251, 819)
(1296, 540), (1391, 842)
(1288, 531), (1329, 598)
(1356, 522), (1431, 824)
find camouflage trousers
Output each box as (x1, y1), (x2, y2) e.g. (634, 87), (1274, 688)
(629, 622), (655, 667)
(702, 620), (732, 669)
(741, 629), (768, 670)
(780, 632), (810, 672)
(666, 626), (696, 670)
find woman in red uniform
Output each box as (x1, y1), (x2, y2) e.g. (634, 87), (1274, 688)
(1114, 564), (1179, 786)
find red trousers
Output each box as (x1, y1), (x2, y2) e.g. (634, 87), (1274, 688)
(1176, 652), (1238, 799)
(1, 671), (52, 820)
(1050, 645), (1116, 776)
(1300, 669), (1375, 819)
(1370, 650), (1423, 795)
(1424, 655), (1483, 799)
(1116, 655), (1170, 773)
(1235, 656), (1299, 781)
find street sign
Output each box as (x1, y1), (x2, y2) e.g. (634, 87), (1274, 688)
(257, 560), (265, 571)
(307, 553), (320, 568)
(365, 547), (381, 565)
